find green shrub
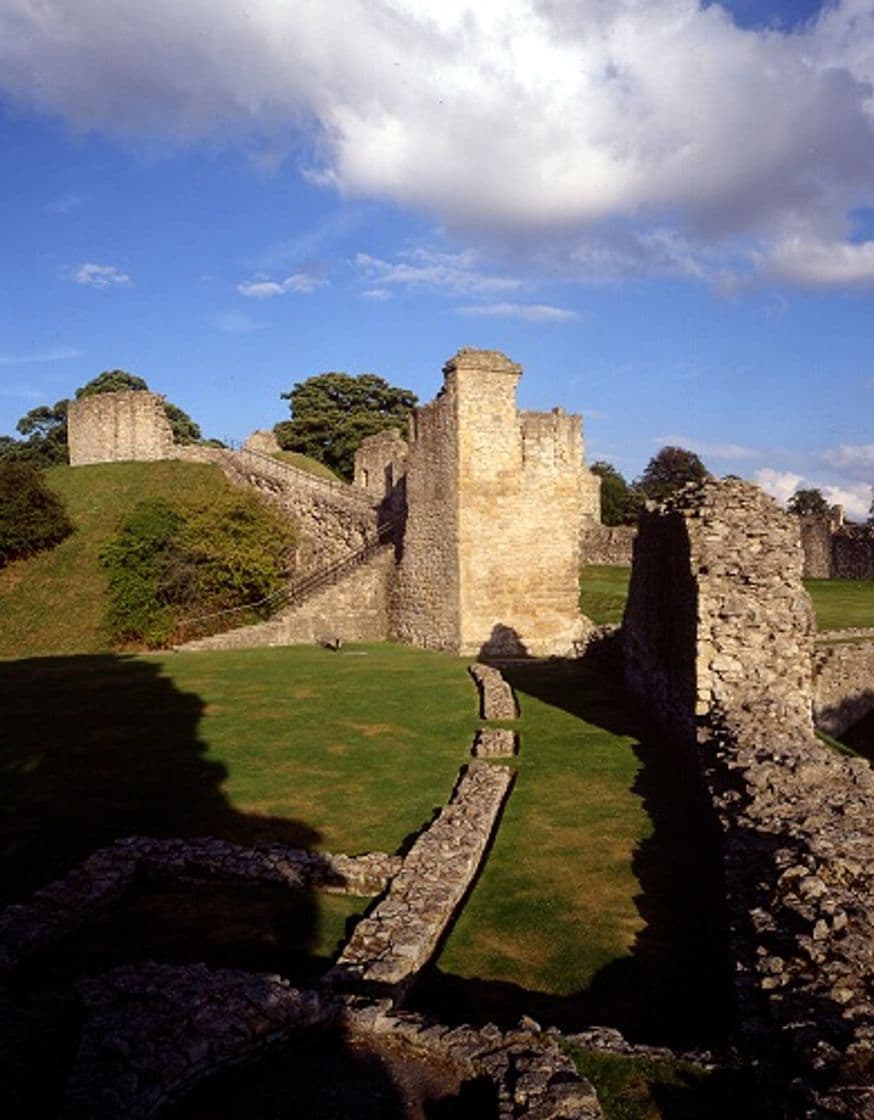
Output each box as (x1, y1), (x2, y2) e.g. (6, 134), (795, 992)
(100, 490), (295, 647)
(0, 461), (73, 566)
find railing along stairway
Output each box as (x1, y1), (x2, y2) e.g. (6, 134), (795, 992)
(173, 520), (396, 646)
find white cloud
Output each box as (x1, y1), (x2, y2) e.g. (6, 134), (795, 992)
(210, 310), (267, 334)
(761, 235), (874, 286)
(237, 273), (327, 298)
(75, 262), (132, 288)
(356, 248), (521, 296)
(455, 302), (578, 323)
(753, 468), (805, 507)
(820, 482), (871, 521)
(0, 346), (81, 365)
(657, 434), (757, 461)
(819, 443), (874, 482)
(360, 288), (392, 301)
(4, 2), (874, 285)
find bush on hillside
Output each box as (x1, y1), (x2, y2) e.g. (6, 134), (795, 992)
(0, 462), (73, 566)
(101, 490), (295, 647)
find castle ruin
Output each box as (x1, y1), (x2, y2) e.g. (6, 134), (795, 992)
(68, 351), (600, 657)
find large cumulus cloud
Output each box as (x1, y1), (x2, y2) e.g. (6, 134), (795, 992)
(2, 0), (873, 282)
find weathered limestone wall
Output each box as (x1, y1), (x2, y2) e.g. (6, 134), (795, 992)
(67, 390), (176, 465)
(624, 479), (874, 1118)
(242, 428), (282, 455)
(800, 515), (874, 579)
(581, 467), (602, 523)
(392, 387), (461, 650)
(180, 546), (394, 650)
(800, 515), (832, 579)
(353, 428), (409, 503)
(833, 525), (874, 579)
(580, 523), (636, 567)
(813, 640), (874, 738)
(328, 762), (514, 997)
(178, 444), (380, 570)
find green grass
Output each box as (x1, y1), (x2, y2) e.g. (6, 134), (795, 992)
(804, 578), (874, 631)
(0, 461), (233, 657)
(581, 564), (874, 632)
(271, 449), (342, 481)
(580, 565), (631, 625)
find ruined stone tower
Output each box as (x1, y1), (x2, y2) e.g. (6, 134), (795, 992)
(390, 348), (587, 657)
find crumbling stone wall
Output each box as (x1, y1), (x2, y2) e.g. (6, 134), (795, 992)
(580, 523), (636, 567)
(813, 640), (874, 739)
(67, 390), (176, 465)
(800, 514), (874, 580)
(394, 349), (586, 657)
(624, 480), (874, 1118)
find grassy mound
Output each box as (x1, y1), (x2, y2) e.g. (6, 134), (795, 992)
(270, 449), (342, 481)
(0, 461), (233, 658)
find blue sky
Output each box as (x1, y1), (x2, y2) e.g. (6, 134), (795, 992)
(1, 0), (872, 516)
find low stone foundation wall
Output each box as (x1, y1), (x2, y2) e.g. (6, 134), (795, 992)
(0, 837), (399, 972)
(813, 640), (874, 739)
(469, 663), (520, 719)
(64, 962), (601, 1119)
(327, 763), (514, 996)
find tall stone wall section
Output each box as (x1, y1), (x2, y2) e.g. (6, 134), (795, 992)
(395, 349), (585, 657)
(391, 382), (463, 650)
(624, 479), (874, 1119)
(67, 390), (176, 465)
(801, 515), (874, 580)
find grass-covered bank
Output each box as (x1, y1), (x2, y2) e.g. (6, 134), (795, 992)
(0, 461), (232, 657)
(581, 564), (874, 632)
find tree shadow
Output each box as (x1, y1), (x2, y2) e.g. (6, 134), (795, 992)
(0, 653), (412, 1119)
(413, 654), (734, 1053)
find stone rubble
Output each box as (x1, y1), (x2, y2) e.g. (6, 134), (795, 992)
(0, 837), (399, 972)
(469, 663), (520, 720)
(812, 639), (874, 738)
(61, 962), (602, 1119)
(327, 763), (515, 996)
(624, 478), (874, 1119)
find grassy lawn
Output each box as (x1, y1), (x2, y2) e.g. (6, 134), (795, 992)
(582, 564), (874, 632)
(1, 642), (728, 1049)
(0, 461), (232, 657)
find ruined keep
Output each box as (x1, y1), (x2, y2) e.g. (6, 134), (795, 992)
(67, 390), (176, 465)
(359, 348), (591, 657)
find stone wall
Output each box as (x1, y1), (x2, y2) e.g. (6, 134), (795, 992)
(813, 640), (874, 738)
(67, 390), (176, 465)
(391, 384), (462, 650)
(624, 479), (874, 1118)
(833, 524), (874, 580)
(180, 545), (394, 650)
(395, 349), (586, 657)
(800, 514), (874, 580)
(580, 523), (636, 567)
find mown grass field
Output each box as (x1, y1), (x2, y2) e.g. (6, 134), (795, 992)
(581, 564), (874, 631)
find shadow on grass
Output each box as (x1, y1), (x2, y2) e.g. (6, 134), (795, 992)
(414, 656), (735, 1055)
(0, 654), (322, 906)
(0, 653), (417, 1120)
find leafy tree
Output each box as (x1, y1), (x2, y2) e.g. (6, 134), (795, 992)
(0, 461), (73, 566)
(100, 490), (295, 647)
(636, 445), (709, 503)
(75, 369), (149, 397)
(0, 370), (203, 464)
(589, 460), (642, 525)
(787, 488), (829, 517)
(275, 372), (418, 480)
